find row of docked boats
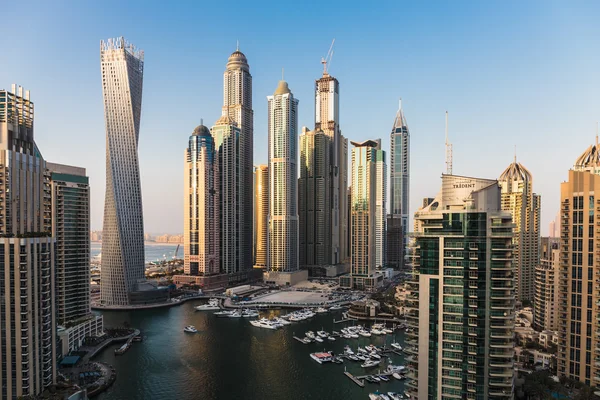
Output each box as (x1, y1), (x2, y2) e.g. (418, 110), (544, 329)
(213, 309), (259, 318)
(369, 392), (407, 400)
(249, 317), (291, 330)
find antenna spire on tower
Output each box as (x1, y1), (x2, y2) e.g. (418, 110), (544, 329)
(445, 111), (453, 175)
(514, 145), (517, 163)
(236, 40), (239, 51)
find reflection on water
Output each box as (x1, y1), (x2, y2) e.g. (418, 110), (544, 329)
(94, 303), (407, 400)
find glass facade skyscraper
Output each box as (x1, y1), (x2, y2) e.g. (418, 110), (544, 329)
(387, 101), (410, 269)
(405, 175), (515, 400)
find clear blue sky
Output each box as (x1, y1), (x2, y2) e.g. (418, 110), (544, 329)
(2, 0), (599, 235)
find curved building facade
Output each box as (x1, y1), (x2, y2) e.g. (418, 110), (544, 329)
(100, 37), (146, 305)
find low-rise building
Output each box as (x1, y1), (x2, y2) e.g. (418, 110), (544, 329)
(58, 315), (104, 356)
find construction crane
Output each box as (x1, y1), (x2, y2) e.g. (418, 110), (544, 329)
(445, 111), (453, 175)
(321, 39), (335, 74)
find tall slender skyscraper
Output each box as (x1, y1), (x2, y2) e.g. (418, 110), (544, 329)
(48, 162), (90, 324)
(0, 85), (56, 398)
(557, 140), (600, 385)
(267, 80), (299, 271)
(405, 174), (515, 400)
(340, 140), (385, 289)
(498, 158), (540, 302)
(212, 116), (241, 275)
(221, 48), (253, 272)
(100, 37), (146, 306)
(184, 124), (219, 277)
(387, 101), (410, 269)
(314, 69), (348, 265)
(299, 127), (332, 272)
(49, 162), (104, 356)
(254, 165), (268, 268)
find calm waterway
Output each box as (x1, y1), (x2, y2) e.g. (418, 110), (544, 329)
(91, 242), (181, 264)
(94, 302), (407, 400)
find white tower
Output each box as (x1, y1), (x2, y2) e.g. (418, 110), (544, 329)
(100, 37), (146, 305)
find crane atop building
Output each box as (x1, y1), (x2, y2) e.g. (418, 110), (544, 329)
(321, 39), (335, 74)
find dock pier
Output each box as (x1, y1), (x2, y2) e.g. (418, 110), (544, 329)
(344, 371), (365, 387)
(293, 336), (308, 344)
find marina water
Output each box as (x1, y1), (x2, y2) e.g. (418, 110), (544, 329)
(94, 302), (407, 400)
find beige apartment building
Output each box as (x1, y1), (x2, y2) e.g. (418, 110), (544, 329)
(254, 165), (268, 268)
(534, 237), (560, 331)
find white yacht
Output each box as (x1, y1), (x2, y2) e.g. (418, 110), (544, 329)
(183, 325), (198, 333)
(258, 320), (279, 330)
(327, 336), (336, 341)
(214, 310), (235, 317)
(344, 346), (354, 355)
(370, 353), (381, 360)
(361, 359), (381, 368)
(316, 307), (328, 314)
(391, 342), (402, 351)
(371, 328), (383, 335)
(315, 336), (324, 343)
(317, 330), (328, 338)
(195, 298), (220, 311)
(329, 304), (343, 310)
(359, 330), (372, 337)
(392, 373), (403, 380)
(306, 331), (316, 339)
(228, 310), (242, 318)
(274, 317), (291, 326)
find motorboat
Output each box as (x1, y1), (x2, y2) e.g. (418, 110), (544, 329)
(228, 310), (242, 318)
(348, 355), (359, 361)
(392, 373), (403, 380)
(306, 331), (316, 339)
(358, 347), (368, 354)
(368, 394), (381, 400)
(357, 354), (367, 361)
(371, 328), (383, 335)
(315, 336), (324, 343)
(344, 346), (354, 355)
(371, 375), (381, 382)
(183, 325), (198, 333)
(274, 317), (291, 325)
(386, 365), (406, 373)
(379, 394), (390, 400)
(370, 353), (381, 360)
(333, 356), (344, 364)
(383, 328), (393, 334)
(195, 298), (220, 311)
(366, 376), (379, 384)
(361, 359), (381, 368)
(214, 310), (234, 317)
(391, 342), (402, 351)
(378, 375), (390, 382)
(327, 336), (336, 341)
(310, 352), (333, 364)
(350, 333), (359, 338)
(316, 307), (328, 313)
(329, 304), (344, 310)
(359, 330), (372, 337)
(388, 392), (402, 400)
(258, 320), (279, 330)
(317, 330), (328, 338)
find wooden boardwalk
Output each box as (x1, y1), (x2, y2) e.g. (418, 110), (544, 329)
(293, 336), (309, 344)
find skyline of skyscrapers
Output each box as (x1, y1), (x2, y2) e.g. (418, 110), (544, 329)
(267, 80), (299, 275)
(0, 85), (56, 398)
(498, 158), (541, 302)
(99, 37), (146, 306)
(406, 174), (515, 400)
